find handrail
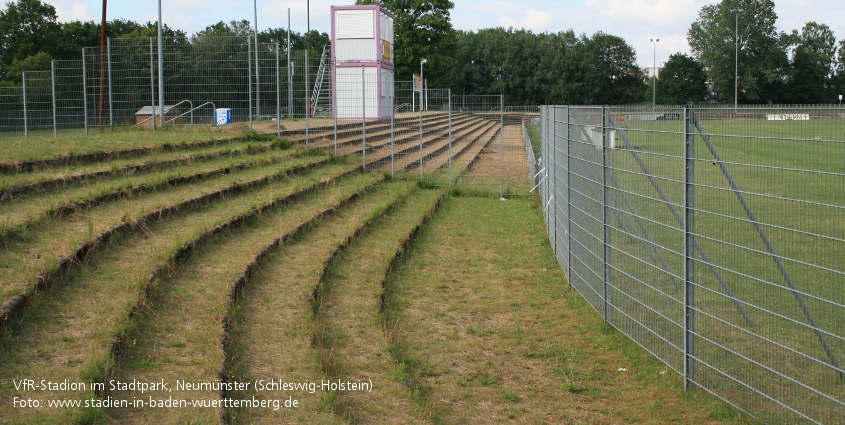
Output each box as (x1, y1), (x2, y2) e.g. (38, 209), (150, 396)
(166, 101), (217, 126)
(132, 99), (205, 128)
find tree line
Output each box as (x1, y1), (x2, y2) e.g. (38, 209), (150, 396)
(2, 0), (845, 104)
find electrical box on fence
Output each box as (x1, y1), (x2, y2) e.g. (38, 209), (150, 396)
(215, 108), (232, 125)
(331, 5), (394, 120)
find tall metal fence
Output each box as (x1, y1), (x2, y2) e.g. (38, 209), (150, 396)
(0, 36), (328, 136)
(537, 105), (845, 424)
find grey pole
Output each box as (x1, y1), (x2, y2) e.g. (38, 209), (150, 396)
(276, 42), (281, 137)
(150, 37), (156, 130)
(602, 106), (611, 321)
(731, 8), (743, 113)
(254, 0), (260, 121)
(157, 0), (164, 129)
(248, 38), (253, 130)
(650, 38), (659, 108)
(499, 94), (504, 197)
(362, 65), (366, 170)
(82, 50), (89, 135)
(448, 89), (452, 187)
(419, 59), (426, 179)
(51, 61), (57, 138)
(22, 72), (28, 140)
(287, 8), (292, 119)
(390, 96), (395, 177)
(683, 106), (696, 390)
(107, 37), (113, 127)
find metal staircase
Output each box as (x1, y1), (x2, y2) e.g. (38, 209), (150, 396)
(310, 45), (331, 117)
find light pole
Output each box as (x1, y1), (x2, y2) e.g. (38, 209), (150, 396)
(650, 38), (659, 107)
(731, 8), (743, 112)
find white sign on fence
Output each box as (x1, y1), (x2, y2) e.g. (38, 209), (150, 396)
(766, 114), (810, 121)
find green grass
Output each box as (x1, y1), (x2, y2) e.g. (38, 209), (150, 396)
(565, 116), (844, 423)
(0, 125), (235, 163)
(378, 194), (752, 424)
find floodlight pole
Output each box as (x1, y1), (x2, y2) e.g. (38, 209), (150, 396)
(650, 38), (659, 108)
(731, 8), (743, 113)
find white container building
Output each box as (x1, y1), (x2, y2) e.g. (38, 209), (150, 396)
(331, 5), (395, 120)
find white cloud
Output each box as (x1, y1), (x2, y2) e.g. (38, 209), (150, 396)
(44, 0), (94, 21)
(497, 8), (555, 32)
(585, 0), (699, 26)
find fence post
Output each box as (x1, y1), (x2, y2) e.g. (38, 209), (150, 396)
(82, 50), (89, 135)
(602, 106), (612, 322)
(566, 106), (572, 284)
(390, 95), (394, 177)
(107, 37), (113, 127)
(51, 61), (57, 138)
(248, 38), (253, 130)
(276, 42), (281, 137)
(362, 65), (366, 170)
(684, 106), (696, 390)
(22, 72), (28, 140)
(551, 105), (556, 257)
(149, 38), (156, 130)
(499, 94), (504, 198)
(448, 89), (453, 187)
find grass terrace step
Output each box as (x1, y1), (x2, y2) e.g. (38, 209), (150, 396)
(104, 172), (394, 424)
(311, 187), (445, 424)
(0, 131), (243, 173)
(0, 139), (282, 194)
(0, 147), (302, 234)
(222, 184), (430, 424)
(0, 153), (340, 318)
(0, 162), (359, 424)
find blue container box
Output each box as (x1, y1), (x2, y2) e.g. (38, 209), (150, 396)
(215, 108), (232, 125)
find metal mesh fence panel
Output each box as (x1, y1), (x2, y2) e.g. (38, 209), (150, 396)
(0, 87), (23, 138)
(53, 60), (84, 133)
(540, 104), (845, 424)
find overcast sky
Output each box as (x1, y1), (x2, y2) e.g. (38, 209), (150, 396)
(27, 0), (845, 67)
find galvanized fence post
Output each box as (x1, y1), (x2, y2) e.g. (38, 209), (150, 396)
(362, 65), (367, 170)
(107, 37), (113, 127)
(551, 105), (556, 257)
(448, 89), (453, 187)
(51, 61), (57, 138)
(683, 106), (696, 390)
(150, 38), (156, 130)
(390, 95), (394, 177)
(566, 106), (572, 285)
(248, 38), (253, 130)
(276, 43), (281, 137)
(499, 94), (504, 198)
(22, 73), (28, 140)
(602, 106), (612, 321)
(82, 51), (89, 135)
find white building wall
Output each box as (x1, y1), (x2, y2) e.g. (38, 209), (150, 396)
(336, 67), (379, 120)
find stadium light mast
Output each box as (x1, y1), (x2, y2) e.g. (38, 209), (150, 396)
(650, 38), (659, 108)
(731, 8), (743, 112)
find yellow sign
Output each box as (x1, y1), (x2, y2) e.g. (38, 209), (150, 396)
(382, 41), (393, 63)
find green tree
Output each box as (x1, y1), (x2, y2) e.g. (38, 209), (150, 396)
(2, 50), (50, 85)
(589, 31), (646, 103)
(688, 0), (789, 103)
(0, 0), (61, 76)
(656, 53), (708, 104)
(787, 22), (838, 103)
(357, 0), (457, 86)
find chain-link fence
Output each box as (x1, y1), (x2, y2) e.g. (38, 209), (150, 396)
(538, 104), (845, 424)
